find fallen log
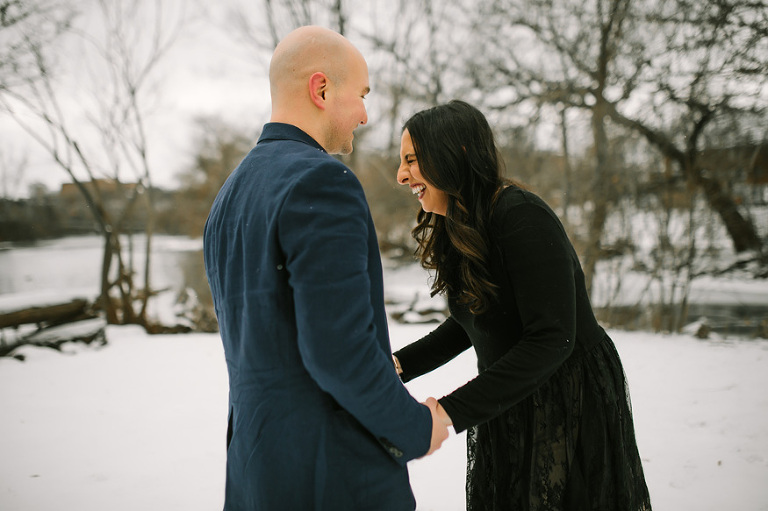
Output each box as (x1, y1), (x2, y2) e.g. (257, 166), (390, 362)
(0, 317), (107, 359)
(24, 317), (107, 346)
(0, 299), (89, 329)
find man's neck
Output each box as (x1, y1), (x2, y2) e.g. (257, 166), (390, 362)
(270, 111), (327, 152)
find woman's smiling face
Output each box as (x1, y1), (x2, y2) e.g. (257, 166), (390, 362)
(396, 129), (449, 216)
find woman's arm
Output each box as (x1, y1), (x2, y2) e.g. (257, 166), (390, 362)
(393, 316), (472, 383)
(439, 200), (577, 432)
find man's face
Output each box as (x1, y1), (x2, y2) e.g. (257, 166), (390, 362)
(324, 54), (370, 155)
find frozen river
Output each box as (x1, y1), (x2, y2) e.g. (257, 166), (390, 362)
(0, 235), (208, 312)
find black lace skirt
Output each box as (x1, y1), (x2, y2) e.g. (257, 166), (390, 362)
(466, 334), (652, 510)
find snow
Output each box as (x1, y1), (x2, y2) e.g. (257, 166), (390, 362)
(21, 318), (106, 344)
(0, 328), (227, 511)
(0, 291), (97, 315)
(687, 275), (768, 306)
(1, 241), (767, 509)
(1, 322), (768, 510)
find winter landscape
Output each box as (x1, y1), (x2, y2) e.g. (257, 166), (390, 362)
(1, 237), (767, 511)
(2, 1), (767, 509)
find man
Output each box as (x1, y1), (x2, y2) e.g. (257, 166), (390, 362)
(203, 26), (449, 510)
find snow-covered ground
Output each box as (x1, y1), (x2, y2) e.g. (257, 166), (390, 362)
(1, 322), (767, 510)
(1, 238), (767, 509)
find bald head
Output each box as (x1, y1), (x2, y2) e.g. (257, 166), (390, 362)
(268, 26), (370, 154)
(269, 26), (361, 106)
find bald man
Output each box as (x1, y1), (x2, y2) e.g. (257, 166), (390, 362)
(204, 26), (449, 510)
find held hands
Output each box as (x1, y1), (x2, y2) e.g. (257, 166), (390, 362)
(422, 397), (451, 457)
(393, 356), (452, 456)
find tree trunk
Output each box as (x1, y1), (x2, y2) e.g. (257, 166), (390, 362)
(696, 174), (763, 253)
(559, 106), (573, 226)
(100, 232), (119, 323)
(583, 102), (612, 294)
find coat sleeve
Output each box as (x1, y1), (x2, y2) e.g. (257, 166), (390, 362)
(438, 202), (577, 433)
(278, 160), (432, 464)
(393, 316), (472, 383)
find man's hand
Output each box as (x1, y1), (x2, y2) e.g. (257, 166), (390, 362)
(422, 397), (450, 457)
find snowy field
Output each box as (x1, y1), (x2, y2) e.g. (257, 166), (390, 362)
(1, 322), (767, 510)
(1, 238), (767, 509)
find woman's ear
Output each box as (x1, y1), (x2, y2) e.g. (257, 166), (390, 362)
(309, 72), (328, 110)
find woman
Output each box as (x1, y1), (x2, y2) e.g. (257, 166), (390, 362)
(393, 100), (652, 510)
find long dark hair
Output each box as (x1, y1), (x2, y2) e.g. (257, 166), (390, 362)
(403, 100), (508, 314)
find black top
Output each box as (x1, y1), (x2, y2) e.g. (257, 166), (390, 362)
(394, 186), (606, 433)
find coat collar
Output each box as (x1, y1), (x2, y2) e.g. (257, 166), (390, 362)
(257, 123), (327, 153)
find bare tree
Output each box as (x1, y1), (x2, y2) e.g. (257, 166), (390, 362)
(88, 0), (186, 324)
(462, 0), (643, 290)
(463, 0), (766, 292)
(605, 0), (767, 254)
(0, 0), (187, 331)
(365, 1), (475, 136)
(227, 0), (349, 55)
(0, 0), (75, 91)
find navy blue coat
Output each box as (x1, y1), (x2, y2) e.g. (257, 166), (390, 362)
(204, 123), (432, 510)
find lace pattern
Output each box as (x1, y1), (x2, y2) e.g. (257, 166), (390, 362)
(465, 335), (652, 510)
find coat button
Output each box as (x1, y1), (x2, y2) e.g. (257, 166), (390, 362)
(380, 437), (403, 458)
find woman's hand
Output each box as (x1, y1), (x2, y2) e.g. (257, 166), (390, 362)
(435, 401), (453, 426)
(392, 355), (403, 375)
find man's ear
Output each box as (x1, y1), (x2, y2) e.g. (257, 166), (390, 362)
(309, 72), (328, 110)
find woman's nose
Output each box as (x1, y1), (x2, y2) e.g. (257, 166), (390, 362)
(396, 164), (410, 185)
